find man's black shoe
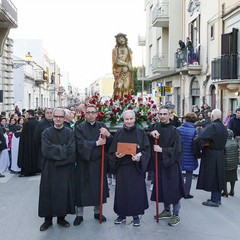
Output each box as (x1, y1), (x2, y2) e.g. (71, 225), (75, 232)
(94, 213), (107, 222)
(73, 216), (83, 226)
(184, 194), (194, 199)
(40, 221), (52, 231)
(57, 218), (70, 227)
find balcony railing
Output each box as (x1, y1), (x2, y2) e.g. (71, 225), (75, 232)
(211, 54), (239, 80)
(152, 1), (169, 27)
(152, 53), (169, 73)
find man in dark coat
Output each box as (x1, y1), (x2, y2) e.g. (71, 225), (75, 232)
(34, 108), (53, 170)
(108, 110), (150, 227)
(38, 108), (76, 231)
(17, 109), (39, 177)
(149, 105), (184, 227)
(195, 109), (228, 207)
(74, 104), (112, 226)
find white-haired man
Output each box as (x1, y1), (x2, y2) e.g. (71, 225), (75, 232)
(195, 109), (228, 207)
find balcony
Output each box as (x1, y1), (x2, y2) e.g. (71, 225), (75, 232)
(152, 1), (169, 28)
(152, 53), (169, 74)
(34, 69), (46, 85)
(211, 54), (239, 81)
(174, 50), (202, 75)
(0, 0), (18, 55)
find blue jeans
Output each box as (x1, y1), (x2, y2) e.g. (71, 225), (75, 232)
(164, 202), (181, 215)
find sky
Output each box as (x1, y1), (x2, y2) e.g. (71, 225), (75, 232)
(9, 0), (146, 89)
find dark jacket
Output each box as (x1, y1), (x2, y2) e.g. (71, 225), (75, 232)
(224, 138), (238, 171)
(196, 119), (228, 192)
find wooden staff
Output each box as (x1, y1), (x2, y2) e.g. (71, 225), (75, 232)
(155, 138), (159, 223)
(99, 143), (105, 224)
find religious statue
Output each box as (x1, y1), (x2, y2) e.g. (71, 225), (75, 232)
(112, 33), (134, 99)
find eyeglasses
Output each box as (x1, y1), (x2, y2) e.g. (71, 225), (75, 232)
(86, 111), (97, 115)
(53, 115), (65, 119)
(159, 113), (168, 116)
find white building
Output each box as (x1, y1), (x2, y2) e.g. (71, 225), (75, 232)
(144, 0), (240, 117)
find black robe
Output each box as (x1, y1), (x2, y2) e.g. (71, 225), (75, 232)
(148, 122), (185, 205)
(38, 126), (76, 217)
(17, 117), (39, 175)
(34, 118), (53, 170)
(108, 125), (150, 216)
(74, 121), (112, 207)
(195, 119), (228, 192)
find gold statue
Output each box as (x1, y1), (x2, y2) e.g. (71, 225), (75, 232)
(112, 33), (134, 99)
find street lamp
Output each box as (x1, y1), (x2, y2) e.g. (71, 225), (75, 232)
(12, 52), (32, 69)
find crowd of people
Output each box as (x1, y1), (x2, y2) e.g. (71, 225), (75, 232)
(0, 101), (238, 231)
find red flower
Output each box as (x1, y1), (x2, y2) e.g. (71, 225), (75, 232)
(148, 116), (153, 120)
(127, 106), (132, 110)
(138, 97), (143, 101)
(147, 111), (151, 115)
(137, 112), (141, 117)
(97, 113), (103, 121)
(152, 104), (157, 109)
(139, 103), (143, 107)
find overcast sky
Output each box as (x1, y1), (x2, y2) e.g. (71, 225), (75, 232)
(9, 0), (146, 88)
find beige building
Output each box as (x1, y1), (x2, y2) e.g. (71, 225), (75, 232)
(89, 73), (114, 98)
(144, 0), (240, 118)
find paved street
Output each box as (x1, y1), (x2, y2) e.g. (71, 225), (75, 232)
(0, 170), (239, 240)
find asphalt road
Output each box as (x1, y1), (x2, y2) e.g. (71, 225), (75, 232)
(0, 170), (239, 240)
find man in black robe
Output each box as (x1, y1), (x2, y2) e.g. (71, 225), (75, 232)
(149, 105), (184, 227)
(34, 108), (53, 171)
(38, 108), (76, 231)
(74, 104), (112, 226)
(195, 109), (228, 207)
(17, 109), (39, 177)
(108, 110), (150, 227)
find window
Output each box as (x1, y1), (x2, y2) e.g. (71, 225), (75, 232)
(210, 24), (214, 40)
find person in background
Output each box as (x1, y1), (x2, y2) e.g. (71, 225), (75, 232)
(64, 109), (75, 130)
(166, 102), (181, 127)
(38, 108), (76, 231)
(177, 113), (198, 199)
(17, 109), (39, 177)
(74, 104), (85, 127)
(228, 107), (240, 164)
(0, 128), (8, 177)
(222, 129), (238, 197)
(108, 110), (150, 227)
(34, 108), (53, 171)
(224, 110), (233, 127)
(149, 105), (184, 227)
(186, 37), (194, 64)
(10, 124), (22, 174)
(177, 40), (186, 68)
(195, 109), (228, 207)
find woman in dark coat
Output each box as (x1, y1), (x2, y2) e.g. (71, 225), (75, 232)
(222, 129), (238, 197)
(108, 110), (150, 227)
(177, 112), (198, 199)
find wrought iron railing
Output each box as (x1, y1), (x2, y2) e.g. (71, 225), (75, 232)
(211, 54), (239, 80)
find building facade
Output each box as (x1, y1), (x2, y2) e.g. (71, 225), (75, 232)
(144, 0), (240, 118)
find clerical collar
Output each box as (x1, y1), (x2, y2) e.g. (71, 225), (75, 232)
(54, 125), (64, 129)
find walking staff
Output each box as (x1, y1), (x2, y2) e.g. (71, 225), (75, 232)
(99, 142), (105, 223)
(155, 138), (159, 223)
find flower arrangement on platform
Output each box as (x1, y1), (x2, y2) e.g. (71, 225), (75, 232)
(84, 93), (159, 128)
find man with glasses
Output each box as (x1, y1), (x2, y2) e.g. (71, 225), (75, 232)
(149, 105), (184, 226)
(74, 104), (112, 226)
(38, 108), (76, 231)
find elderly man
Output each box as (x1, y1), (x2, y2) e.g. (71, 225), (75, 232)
(195, 109), (228, 207)
(38, 108), (76, 231)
